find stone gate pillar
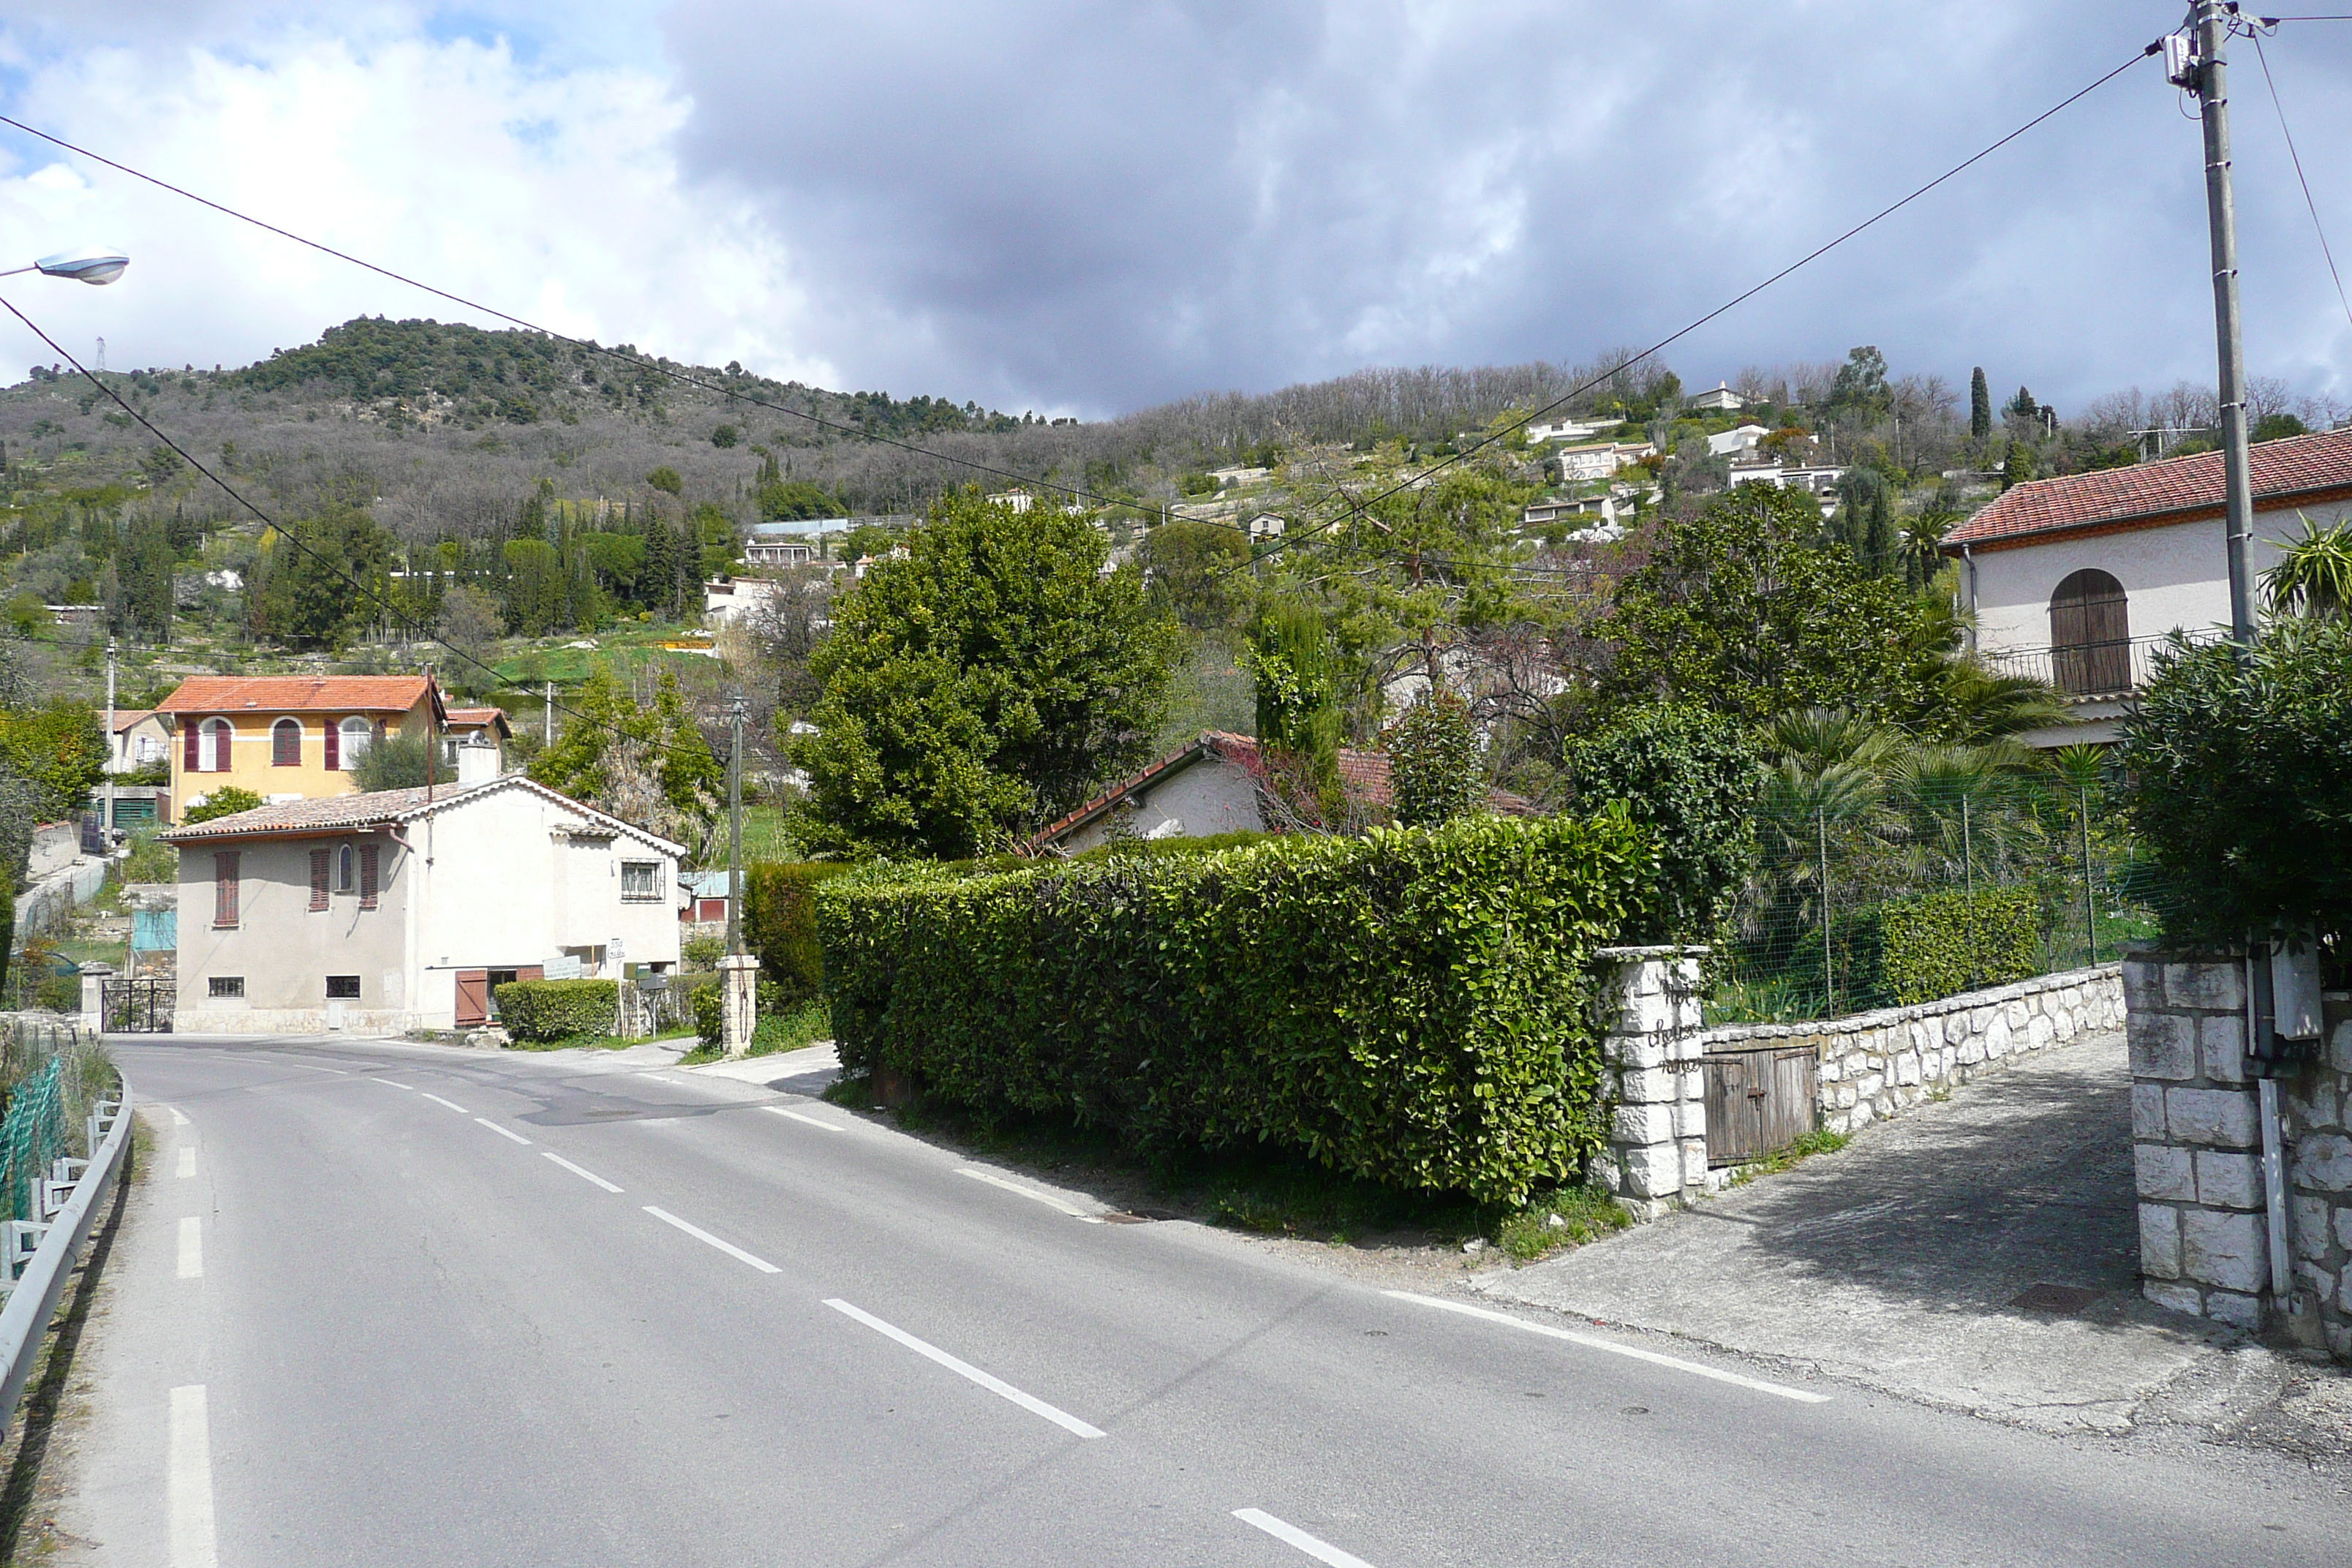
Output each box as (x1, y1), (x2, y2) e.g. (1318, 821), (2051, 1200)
(1593, 946), (1711, 1220)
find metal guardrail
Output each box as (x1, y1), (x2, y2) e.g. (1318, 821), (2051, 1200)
(0, 1079), (129, 1435)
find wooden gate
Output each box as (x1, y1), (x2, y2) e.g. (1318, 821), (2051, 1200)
(1703, 1044), (1819, 1166)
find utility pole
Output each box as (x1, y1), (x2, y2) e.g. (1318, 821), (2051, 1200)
(2185, 2), (2258, 644)
(725, 693), (745, 957)
(544, 681), (554, 747)
(102, 638), (116, 843)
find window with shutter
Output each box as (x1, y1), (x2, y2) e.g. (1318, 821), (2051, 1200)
(184, 720), (200, 773)
(2048, 569), (2130, 696)
(324, 718), (340, 771)
(272, 717), (303, 766)
(309, 849), (330, 912)
(200, 717), (233, 772)
(359, 845), (380, 911)
(214, 852), (241, 928)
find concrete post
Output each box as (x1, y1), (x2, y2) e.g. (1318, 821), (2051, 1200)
(77, 962), (114, 1024)
(718, 953), (759, 1059)
(1593, 946), (1711, 1221)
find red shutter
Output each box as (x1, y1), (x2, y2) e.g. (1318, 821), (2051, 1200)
(309, 849), (330, 911)
(359, 845), (380, 911)
(214, 852), (241, 928)
(455, 970), (489, 1027)
(324, 719), (340, 771)
(184, 720), (200, 773)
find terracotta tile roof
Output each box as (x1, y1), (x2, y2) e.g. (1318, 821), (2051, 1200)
(1030, 729), (1534, 848)
(1942, 429), (2352, 549)
(108, 707), (155, 733)
(445, 706), (513, 737)
(159, 774), (687, 855)
(156, 675), (436, 715)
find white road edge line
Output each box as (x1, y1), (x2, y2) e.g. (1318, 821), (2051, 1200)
(1382, 1291), (1831, 1404)
(1233, 1509), (1376, 1568)
(543, 1153), (623, 1193)
(168, 1384), (218, 1568)
(823, 1298), (1105, 1439)
(643, 1207), (781, 1273)
(367, 1078), (415, 1091)
(176, 1217), (202, 1280)
(766, 1107), (846, 1132)
(475, 1117), (532, 1145)
(176, 1147), (195, 1179)
(421, 1093), (470, 1114)
(956, 1167), (1104, 1222)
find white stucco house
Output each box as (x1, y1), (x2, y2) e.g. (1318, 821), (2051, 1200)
(162, 766), (685, 1035)
(1690, 382), (1748, 413)
(1942, 427), (2352, 745)
(1705, 423), (1771, 459)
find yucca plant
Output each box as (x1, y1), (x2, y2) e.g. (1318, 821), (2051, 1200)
(2264, 514), (2352, 621)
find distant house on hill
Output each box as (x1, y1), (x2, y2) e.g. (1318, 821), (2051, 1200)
(1941, 428), (2352, 745)
(1690, 382), (1748, 413)
(156, 674), (445, 825)
(1030, 731), (1533, 853)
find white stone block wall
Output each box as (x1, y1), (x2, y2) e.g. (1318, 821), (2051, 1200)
(1700, 964), (2125, 1137)
(2283, 1006), (2352, 1359)
(1592, 946), (1711, 1221)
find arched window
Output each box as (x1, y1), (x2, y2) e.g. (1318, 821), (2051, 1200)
(271, 717), (304, 767)
(336, 843), (356, 894)
(200, 717), (233, 773)
(339, 716), (374, 770)
(2049, 568), (2130, 696)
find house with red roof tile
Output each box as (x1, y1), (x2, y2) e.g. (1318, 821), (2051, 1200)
(156, 674), (446, 823)
(1940, 429), (2352, 744)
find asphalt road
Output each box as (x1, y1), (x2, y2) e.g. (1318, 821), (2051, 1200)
(52, 1035), (2352, 1567)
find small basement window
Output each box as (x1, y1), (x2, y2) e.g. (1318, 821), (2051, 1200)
(325, 975), (361, 999)
(621, 861), (663, 901)
(208, 976), (244, 999)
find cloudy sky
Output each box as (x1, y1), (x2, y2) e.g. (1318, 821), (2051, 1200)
(3, 3), (2351, 420)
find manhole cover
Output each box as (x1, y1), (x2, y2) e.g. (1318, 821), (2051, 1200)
(2009, 1282), (2105, 1313)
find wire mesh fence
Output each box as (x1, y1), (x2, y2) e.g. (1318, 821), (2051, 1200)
(1710, 767), (2163, 1025)
(0, 1020), (109, 1225)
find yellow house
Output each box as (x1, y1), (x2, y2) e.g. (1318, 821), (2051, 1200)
(157, 675), (446, 824)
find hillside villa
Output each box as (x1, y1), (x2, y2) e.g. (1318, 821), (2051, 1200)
(157, 674), (445, 823)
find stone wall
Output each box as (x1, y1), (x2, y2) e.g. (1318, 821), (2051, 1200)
(2127, 952), (2352, 1357)
(1701, 965), (2125, 1136)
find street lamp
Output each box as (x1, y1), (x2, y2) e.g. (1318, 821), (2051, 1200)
(0, 248), (130, 285)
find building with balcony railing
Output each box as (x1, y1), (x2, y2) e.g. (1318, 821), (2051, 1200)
(1941, 429), (2352, 746)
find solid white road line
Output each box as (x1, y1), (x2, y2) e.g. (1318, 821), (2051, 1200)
(475, 1117), (532, 1145)
(957, 1167), (1103, 1221)
(167, 1107), (190, 1126)
(823, 1298), (1106, 1440)
(176, 1218), (202, 1280)
(766, 1107), (845, 1132)
(421, 1093), (470, 1115)
(176, 1147), (195, 1179)
(1382, 1291), (1831, 1404)
(543, 1153), (624, 1193)
(368, 1078), (415, 1091)
(1233, 1509), (1377, 1568)
(643, 1207), (781, 1273)
(168, 1384), (217, 1568)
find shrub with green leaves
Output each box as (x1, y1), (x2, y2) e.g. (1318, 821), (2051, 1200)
(183, 786), (264, 825)
(1880, 887), (2041, 1006)
(494, 979), (619, 1042)
(743, 862), (853, 1006)
(818, 812), (1653, 1204)
(1561, 704), (1761, 941)
(1386, 689), (1483, 828)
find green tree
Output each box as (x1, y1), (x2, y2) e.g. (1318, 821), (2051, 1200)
(183, 785), (264, 823)
(117, 513), (174, 643)
(711, 423), (741, 448)
(247, 510), (396, 649)
(2264, 516), (2352, 619)
(1598, 482), (1946, 730)
(2254, 412), (2310, 443)
(0, 702), (107, 818)
(2003, 440), (2039, 489)
(1970, 366), (1992, 442)
(1386, 689), (1483, 828)
(647, 466), (683, 496)
(837, 524), (898, 562)
(1825, 346), (1890, 424)
(791, 489), (1180, 858)
(353, 728), (432, 791)
(1137, 519), (1251, 631)
(1862, 483), (1896, 578)
(1561, 704), (1761, 941)
(531, 668), (723, 851)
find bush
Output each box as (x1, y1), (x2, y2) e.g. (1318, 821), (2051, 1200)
(742, 862), (853, 1005)
(183, 785), (263, 824)
(1386, 690), (1484, 828)
(494, 979), (619, 1042)
(121, 832), (176, 884)
(818, 812), (1653, 1204)
(1561, 704), (1760, 941)
(1880, 886), (2041, 1006)
(2123, 621), (2352, 944)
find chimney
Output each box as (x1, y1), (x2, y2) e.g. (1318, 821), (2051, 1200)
(455, 736), (501, 785)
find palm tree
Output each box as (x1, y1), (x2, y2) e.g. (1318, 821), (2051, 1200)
(2264, 514), (2352, 620)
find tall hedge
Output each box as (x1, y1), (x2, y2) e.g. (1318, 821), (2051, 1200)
(1561, 703), (1760, 942)
(818, 812), (1652, 1204)
(1880, 887), (2041, 1006)
(494, 979), (619, 1042)
(742, 862), (853, 1005)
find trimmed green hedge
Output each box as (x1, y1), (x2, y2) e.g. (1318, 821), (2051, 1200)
(743, 863), (853, 1006)
(818, 812), (1652, 1203)
(495, 979), (619, 1042)
(1880, 887), (2041, 1006)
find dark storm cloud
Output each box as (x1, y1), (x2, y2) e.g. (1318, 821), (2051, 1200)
(666, 1), (2352, 416)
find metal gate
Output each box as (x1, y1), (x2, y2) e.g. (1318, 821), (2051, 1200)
(1703, 1044), (1818, 1166)
(99, 980), (173, 1034)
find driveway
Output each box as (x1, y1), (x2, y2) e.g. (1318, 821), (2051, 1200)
(1477, 1032), (2348, 1443)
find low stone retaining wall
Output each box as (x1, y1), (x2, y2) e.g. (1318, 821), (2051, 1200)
(1701, 965), (2125, 1135)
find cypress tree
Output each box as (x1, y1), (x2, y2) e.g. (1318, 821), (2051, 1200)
(1970, 367), (1991, 442)
(1863, 483), (1895, 576)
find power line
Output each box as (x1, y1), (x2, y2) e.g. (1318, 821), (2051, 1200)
(1215, 39), (2163, 584)
(0, 291), (717, 764)
(2249, 27), (2352, 337)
